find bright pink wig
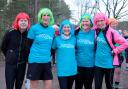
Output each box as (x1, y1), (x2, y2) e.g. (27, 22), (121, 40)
(94, 13), (108, 26)
(12, 12), (30, 30)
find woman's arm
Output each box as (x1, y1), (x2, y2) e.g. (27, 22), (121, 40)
(113, 31), (128, 54)
(0, 31), (10, 56)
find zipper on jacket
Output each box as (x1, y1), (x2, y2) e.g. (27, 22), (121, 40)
(17, 33), (22, 66)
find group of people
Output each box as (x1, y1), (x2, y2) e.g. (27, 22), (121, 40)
(1, 7), (128, 89)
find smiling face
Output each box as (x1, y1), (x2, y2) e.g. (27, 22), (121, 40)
(81, 19), (91, 30)
(110, 22), (118, 29)
(18, 18), (28, 32)
(62, 24), (70, 36)
(42, 14), (50, 26)
(96, 19), (106, 29)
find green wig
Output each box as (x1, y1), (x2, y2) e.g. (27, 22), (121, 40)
(79, 13), (94, 29)
(38, 8), (54, 26)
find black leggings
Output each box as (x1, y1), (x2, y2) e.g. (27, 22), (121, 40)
(58, 75), (75, 89)
(75, 67), (94, 89)
(125, 48), (128, 63)
(94, 66), (114, 89)
(5, 63), (26, 89)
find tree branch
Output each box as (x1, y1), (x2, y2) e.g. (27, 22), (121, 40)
(116, 0), (126, 17)
(117, 13), (128, 19)
(119, 10), (128, 15)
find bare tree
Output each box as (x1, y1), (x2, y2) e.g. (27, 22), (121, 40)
(75, 0), (128, 20)
(98, 0), (128, 20)
(112, 0), (128, 19)
(75, 0), (100, 17)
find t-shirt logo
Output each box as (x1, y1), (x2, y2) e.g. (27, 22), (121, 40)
(59, 44), (74, 48)
(97, 37), (107, 44)
(78, 39), (93, 45)
(37, 34), (53, 40)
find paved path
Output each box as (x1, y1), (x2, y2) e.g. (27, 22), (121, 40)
(0, 61), (128, 89)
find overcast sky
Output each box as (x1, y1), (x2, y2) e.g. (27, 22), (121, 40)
(64, 0), (81, 24)
(64, 0), (96, 24)
(64, 0), (128, 23)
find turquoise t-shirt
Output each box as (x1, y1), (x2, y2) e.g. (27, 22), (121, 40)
(76, 29), (95, 67)
(28, 23), (55, 63)
(95, 31), (113, 68)
(52, 36), (77, 76)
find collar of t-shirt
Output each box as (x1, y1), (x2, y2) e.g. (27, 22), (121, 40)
(40, 23), (48, 28)
(61, 34), (71, 40)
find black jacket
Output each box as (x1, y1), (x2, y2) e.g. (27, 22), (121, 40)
(1, 29), (29, 64)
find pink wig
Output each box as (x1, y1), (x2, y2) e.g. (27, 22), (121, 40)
(12, 12), (30, 30)
(94, 13), (108, 26)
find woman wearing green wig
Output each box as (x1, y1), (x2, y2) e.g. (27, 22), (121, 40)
(75, 13), (95, 89)
(26, 8), (55, 89)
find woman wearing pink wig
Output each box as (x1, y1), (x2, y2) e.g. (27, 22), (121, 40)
(93, 13), (128, 89)
(1, 12), (30, 89)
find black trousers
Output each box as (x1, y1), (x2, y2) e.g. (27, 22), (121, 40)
(75, 67), (94, 89)
(94, 66), (114, 89)
(58, 75), (75, 89)
(5, 62), (26, 89)
(125, 48), (128, 63)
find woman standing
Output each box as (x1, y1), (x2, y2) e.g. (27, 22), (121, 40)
(1, 12), (30, 89)
(52, 19), (77, 89)
(94, 13), (128, 89)
(75, 13), (95, 89)
(108, 18), (125, 89)
(26, 8), (55, 89)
